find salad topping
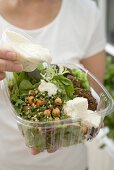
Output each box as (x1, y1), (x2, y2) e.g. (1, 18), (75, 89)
(63, 97), (88, 119)
(38, 80), (58, 96)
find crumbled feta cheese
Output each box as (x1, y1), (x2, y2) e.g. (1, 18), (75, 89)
(63, 97), (88, 119)
(84, 110), (101, 128)
(38, 80), (58, 96)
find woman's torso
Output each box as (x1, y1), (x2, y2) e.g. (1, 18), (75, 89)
(0, 0), (100, 169)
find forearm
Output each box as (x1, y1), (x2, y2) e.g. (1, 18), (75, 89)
(80, 51), (106, 84)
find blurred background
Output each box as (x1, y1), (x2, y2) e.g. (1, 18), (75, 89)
(87, 0), (114, 170)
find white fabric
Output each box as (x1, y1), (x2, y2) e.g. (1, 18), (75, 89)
(0, 0), (106, 170)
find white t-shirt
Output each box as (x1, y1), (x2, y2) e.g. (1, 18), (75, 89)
(0, 0), (106, 170)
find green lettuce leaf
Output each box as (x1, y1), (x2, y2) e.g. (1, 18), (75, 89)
(72, 68), (89, 89)
(19, 79), (34, 91)
(52, 75), (74, 100)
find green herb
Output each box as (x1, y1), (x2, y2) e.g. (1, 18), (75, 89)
(14, 99), (24, 113)
(104, 56), (114, 140)
(19, 80), (34, 91)
(41, 65), (69, 81)
(13, 72), (28, 86)
(52, 75), (74, 100)
(9, 80), (19, 102)
(72, 68), (89, 89)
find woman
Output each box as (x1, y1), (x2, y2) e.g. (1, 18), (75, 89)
(0, 0), (106, 170)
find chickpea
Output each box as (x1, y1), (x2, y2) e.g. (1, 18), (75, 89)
(54, 97), (62, 105)
(36, 99), (45, 106)
(52, 108), (60, 117)
(44, 109), (51, 117)
(27, 96), (34, 105)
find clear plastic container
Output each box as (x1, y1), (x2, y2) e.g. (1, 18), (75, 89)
(1, 63), (114, 153)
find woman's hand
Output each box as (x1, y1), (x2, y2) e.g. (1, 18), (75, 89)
(0, 49), (23, 80)
(31, 148), (40, 155)
(31, 147), (59, 155)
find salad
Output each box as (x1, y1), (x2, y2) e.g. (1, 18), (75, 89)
(1, 29), (113, 153)
(8, 63), (101, 152)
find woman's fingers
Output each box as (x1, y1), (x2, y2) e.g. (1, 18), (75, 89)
(0, 49), (23, 81)
(0, 59), (23, 72)
(31, 148), (40, 155)
(0, 72), (6, 80)
(100, 122), (104, 128)
(0, 49), (23, 80)
(31, 147), (58, 155)
(0, 49), (17, 61)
